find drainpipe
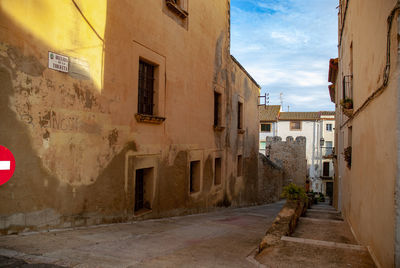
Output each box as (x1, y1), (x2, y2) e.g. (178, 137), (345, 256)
(319, 120), (323, 179)
(311, 121), (316, 185)
(395, 2), (400, 265)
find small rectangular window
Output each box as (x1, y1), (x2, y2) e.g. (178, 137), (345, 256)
(290, 121), (301, 130)
(237, 155), (243, 177)
(214, 92), (221, 126)
(261, 123), (271, 132)
(190, 161), (201, 193)
(214, 157), (222, 185)
(238, 102), (243, 129)
(138, 61), (155, 115)
(326, 124), (332, 131)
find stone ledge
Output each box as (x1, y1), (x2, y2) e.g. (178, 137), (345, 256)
(281, 236), (367, 251)
(258, 200), (306, 252)
(135, 113), (166, 124)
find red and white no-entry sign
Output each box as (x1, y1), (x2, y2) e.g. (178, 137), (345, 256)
(0, 145), (15, 186)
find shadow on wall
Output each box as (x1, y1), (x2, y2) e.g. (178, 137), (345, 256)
(258, 153), (284, 203)
(0, 1), (144, 234)
(0, 0), (263, 234)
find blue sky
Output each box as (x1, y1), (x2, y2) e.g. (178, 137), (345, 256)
(231, 0), (338, 112)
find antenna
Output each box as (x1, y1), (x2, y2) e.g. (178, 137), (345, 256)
(287, 105), (290, 112)
(258, 92), (270, 106)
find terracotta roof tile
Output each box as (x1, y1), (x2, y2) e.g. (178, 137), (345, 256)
(320, 111), (335, 116)
(258, 105), (281, 121)
(278, 112), (321, 121)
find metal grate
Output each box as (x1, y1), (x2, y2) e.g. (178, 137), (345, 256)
(138, 61), (155, 115)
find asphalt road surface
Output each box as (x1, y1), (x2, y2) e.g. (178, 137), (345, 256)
(0, 201), (284, 268)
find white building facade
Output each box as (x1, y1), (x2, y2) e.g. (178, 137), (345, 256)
(258, 106), (335, 195)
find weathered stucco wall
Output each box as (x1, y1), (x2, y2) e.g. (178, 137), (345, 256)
(266, 136), (307, 186)
(0, 0), (267, 234)
(335, 0), (398, 266)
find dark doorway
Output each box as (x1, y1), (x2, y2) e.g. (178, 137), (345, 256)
(135, 169), (144, 211)
(326, 182), (333, 198)
(134, 168), (153, 213)
(323, 162), (330, 177)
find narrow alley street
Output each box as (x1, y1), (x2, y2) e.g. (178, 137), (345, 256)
(0, 201), (284, 267)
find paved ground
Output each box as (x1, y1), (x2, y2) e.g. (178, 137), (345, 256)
(256, 203), (376, 268)
(0, 201), (284, 268)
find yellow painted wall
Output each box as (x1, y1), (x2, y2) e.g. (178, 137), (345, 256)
(0, 0), (263, 233)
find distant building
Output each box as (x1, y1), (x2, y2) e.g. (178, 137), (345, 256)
(259, 105), (335, 194)
(259, 105), (280, 147)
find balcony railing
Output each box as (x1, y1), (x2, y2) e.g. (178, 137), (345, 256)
(342, 75), (353, 99)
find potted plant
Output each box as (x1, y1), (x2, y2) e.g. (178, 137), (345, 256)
(340, 98), (353, 117)
(281, 183), (307, 201)
(343, 146), (352, 168)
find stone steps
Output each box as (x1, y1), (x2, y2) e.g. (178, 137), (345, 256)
(256, 203), (377, 267)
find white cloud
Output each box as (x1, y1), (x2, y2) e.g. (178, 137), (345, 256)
(231, 0), (338, 111)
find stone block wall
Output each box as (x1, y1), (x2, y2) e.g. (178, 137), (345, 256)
(265, 136), (307, 186)
(258, 153), (284, 203)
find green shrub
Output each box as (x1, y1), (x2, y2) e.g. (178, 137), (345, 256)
(281, 183), (307, 201)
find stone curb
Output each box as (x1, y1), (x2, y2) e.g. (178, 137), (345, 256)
(258, 199), (306, 252)
(281, 236), (367, 251)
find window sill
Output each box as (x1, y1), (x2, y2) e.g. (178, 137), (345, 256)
(135, 113), (166, 124)
(237, 129), (245, 134)
(166, 0), (188, 18)
(213, 125), (225, 131)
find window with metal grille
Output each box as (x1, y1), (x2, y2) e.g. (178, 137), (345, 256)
(138, 61), (155, 115)
(261, 123), (271, 132)
(214, 92), (221, 126)
(238, 102), (243, 129)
